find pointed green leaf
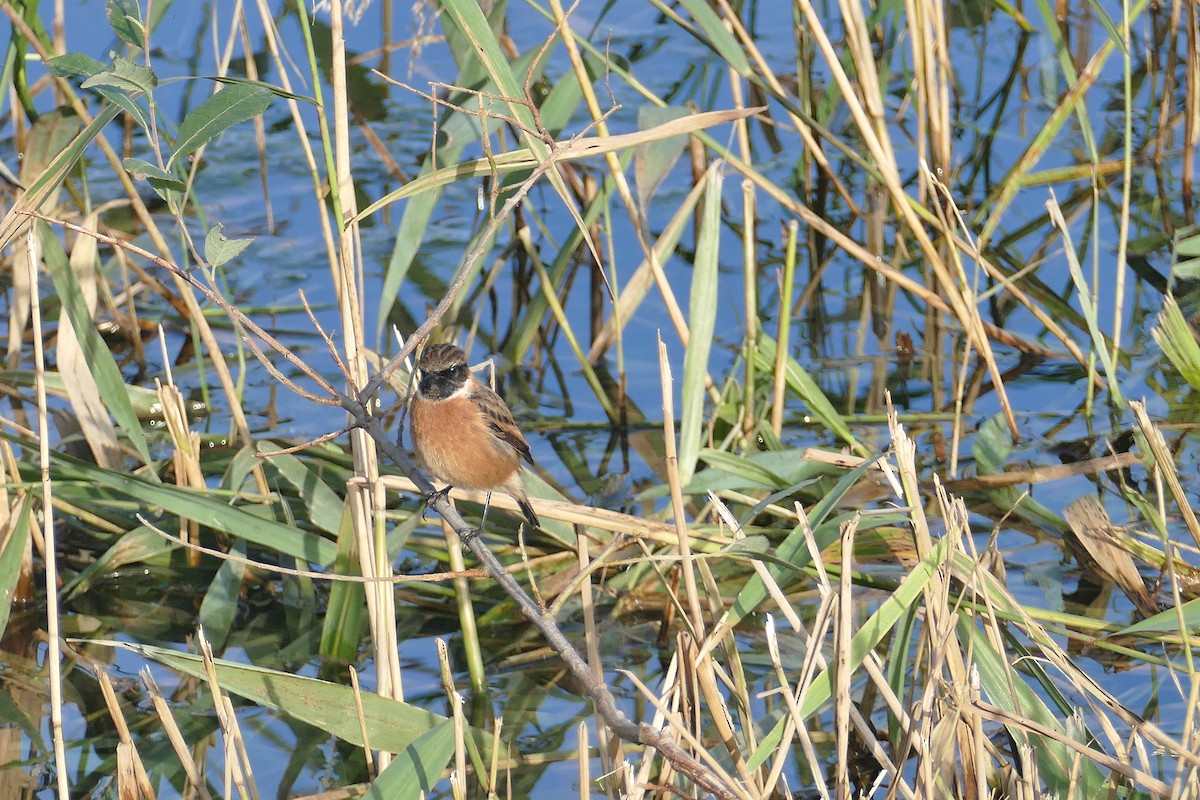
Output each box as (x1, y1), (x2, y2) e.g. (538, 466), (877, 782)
(677, 165), (723, 486)
(204, 223), (254, 268)
(168, 83), (272, 170)
(47, 53), (107, 80)
(364, 720), (456, 800)
(0, 497), (32, 640)
(1152, 295), (1200, 391)
(111, 641), (449, 753)
(40, 222), (155, 466)
(81, 54), (157, 96)
(107, 0), (147, 49)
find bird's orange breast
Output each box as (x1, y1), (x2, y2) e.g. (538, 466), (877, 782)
(411, 394), (521, 490)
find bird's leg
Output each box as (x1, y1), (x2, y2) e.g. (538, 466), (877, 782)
(463, 491), (494, 543)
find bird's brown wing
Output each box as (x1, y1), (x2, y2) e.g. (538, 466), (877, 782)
(471, 383), (535, 466)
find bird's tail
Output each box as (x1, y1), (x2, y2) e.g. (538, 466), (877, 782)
(516, 495), (540, 529)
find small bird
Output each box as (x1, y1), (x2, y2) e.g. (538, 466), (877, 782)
(410, 343), (540, 530)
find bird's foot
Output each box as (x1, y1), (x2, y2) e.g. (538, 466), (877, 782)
(422, 485), (453, 520)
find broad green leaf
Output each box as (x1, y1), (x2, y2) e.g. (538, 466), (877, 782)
(320, 504), (365, 661)
(677, 164), (723, 486)
(198, 541), (247, 652)
(364, 720), (456, 800)
(47, 53), (107, 80)
(40, 222), (155, 467)
(1114, 596), (1200, 637)
(260, 444), (345, 536)
(122, 157), (182, 185)
(204, 223), (253, 268)
(81, 55), (157, 96)
(168, 83), (272, 170)
(0, 371), (171, 419)
(111, 641), (451, 753)
(123, 157), (186, 206)
(107, 0), (147, 49)
(694, 449), (791, 490)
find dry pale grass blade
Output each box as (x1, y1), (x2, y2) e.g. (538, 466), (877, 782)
(198, 629), (258, 799)
(141, 668), (215, 800)
(573, 528), (629, 785)
(437, 639), (468, 796)
(905, 0), (953, 176)
(762, 620), (830, 800)
(1063, 496), (1159, 616)
(618, 665), (752, 800)
(1131, 400), (1200, 551)
(348, 667), (376, 780)
(54, 212), (121, 468)
(95, 665), (155, 799)
(685, 636), (760, 794)
(155, 369), (206, 565)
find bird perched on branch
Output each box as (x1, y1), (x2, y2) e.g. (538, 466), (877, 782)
(410, 342), (540, 531)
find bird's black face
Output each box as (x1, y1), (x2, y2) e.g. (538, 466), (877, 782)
(418, 361), (469, 400)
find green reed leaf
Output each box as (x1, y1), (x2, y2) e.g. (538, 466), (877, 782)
(112, 641), (451, 753)
(198, 541), (247, 652)
(1152, 294), (1200, 392)
(364, 720), (456, 800)
(678, 164), (723, 486)
(0, 497), (31, 640)
(40, 222), (155, 466)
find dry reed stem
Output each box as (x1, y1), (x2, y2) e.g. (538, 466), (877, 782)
(348, 666), (376, 780)
(96, 664), (155, 799)
(1131, 400), (1200, 550)
(315, 0), (403, 736)
(657, 334), (707, 641)
(27, 228), (69, 800)
(575, 526), (625, 783)
(833, 516), (853, 800)
(437, 639), (469, 796)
